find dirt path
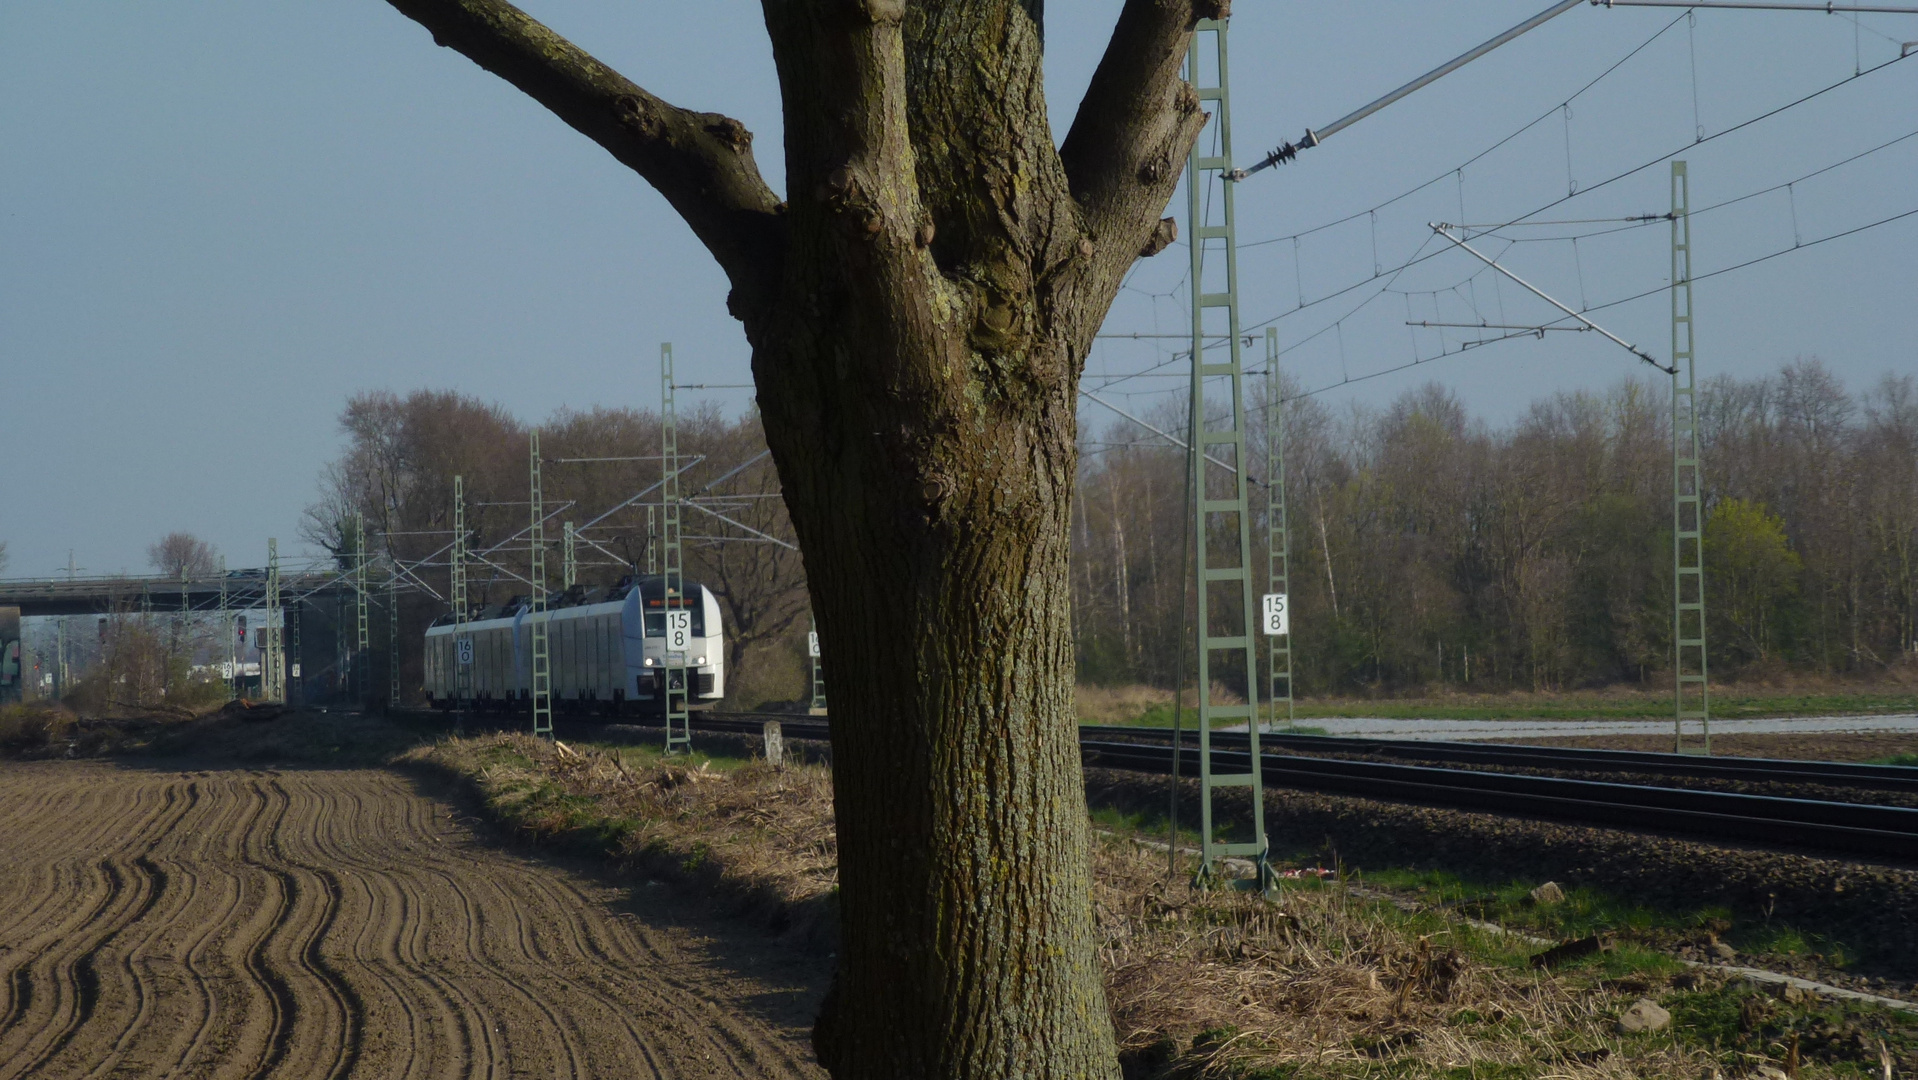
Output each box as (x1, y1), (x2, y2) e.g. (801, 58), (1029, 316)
(0, 761), (825, 1080)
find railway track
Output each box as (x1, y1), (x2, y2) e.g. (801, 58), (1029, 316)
(691, 712), (1918, 862)
(1084, 723), (1918, 794)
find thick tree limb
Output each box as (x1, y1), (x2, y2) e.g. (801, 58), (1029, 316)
(1059, 0), (1208, 256)
(384, 0), (785, 301)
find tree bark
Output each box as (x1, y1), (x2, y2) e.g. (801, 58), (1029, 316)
(378, 1), (1208, 1075)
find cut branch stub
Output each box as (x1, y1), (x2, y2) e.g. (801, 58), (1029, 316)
(1139, 217), (1178, 258)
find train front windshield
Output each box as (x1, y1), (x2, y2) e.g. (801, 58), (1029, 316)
(642, 604), (706, 638)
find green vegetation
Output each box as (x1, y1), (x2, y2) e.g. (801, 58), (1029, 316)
(1706, 498), (1804, 668)
(1074, 362), (1918, 700)
(1090, 700), (1331, 733)
(563, 739), (750, 773)
(1870, 753), (1918, 767)
(1090, 812), (1918, 1078)
(1663, 981), (1918, 1078)
(1315, 863), (1879, 977)
(1085, 688), (1916, 726)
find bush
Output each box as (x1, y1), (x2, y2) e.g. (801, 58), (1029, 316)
(0, 703), (78, 756)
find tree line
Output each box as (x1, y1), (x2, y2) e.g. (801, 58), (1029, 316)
(307, 358), (1915, 706)
(305, 390), (810, 705)
(1072, 358), (1918, 696)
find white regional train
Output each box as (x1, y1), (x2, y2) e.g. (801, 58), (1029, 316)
(423, 576), (724, 713)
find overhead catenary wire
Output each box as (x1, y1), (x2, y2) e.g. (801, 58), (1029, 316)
(1239, 0), (1917, 180)
(1543, 203), (1918, 319)
(1430, 224), (1669, 369)
(1094, 15), (1913, 430)
(1238, 10), (1693, 249)
(1594, 0), (1918, 13)
(1236, 0), (1592, 176)
(1406, 321), (1595, 331)
(1290, 202), (1918, 403)
(1226, 49), (1914, 342)
(1078, 390), (1265, 486)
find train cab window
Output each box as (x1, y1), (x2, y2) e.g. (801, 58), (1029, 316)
(642, 606), (706, 638)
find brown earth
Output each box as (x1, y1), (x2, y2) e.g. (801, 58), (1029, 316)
(0, 760), (826, 1080)
(1494, 731), (1918, 762)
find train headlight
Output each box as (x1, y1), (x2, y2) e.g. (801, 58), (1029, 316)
(694, 656), (706, 666)
(643, 657), (655, 667)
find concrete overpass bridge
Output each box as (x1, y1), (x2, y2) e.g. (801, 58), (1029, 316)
(0, 572), (375, 707)
(0, 572), (354, 617)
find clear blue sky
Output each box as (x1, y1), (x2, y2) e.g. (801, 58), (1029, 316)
(3, 1), (1913, 577)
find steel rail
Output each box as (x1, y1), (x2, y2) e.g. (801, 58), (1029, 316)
(1078, 740), (1918, 862)
(685, 713), (1918, 859)
(391, 708), (1918, 859)
(1082, 724), (1918, 793)
(701, 713), (1918, 793)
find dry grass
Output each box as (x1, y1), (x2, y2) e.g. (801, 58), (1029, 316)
(0, 702), (79, 756)
(1079, 684), (1179, 725)
(418, 732), (1783, 1077)
(409, 734), (840, 942)
(1080, 674), (1917, 724)
(1092, 836), (1721, 1079)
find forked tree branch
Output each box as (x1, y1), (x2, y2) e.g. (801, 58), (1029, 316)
(1059, 0), (1217, 254)
(384, 0), (786, 302)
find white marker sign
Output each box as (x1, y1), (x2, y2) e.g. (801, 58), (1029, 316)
(666, 610), (692, 652)
(1261, 593), (1290, 636)
(456, 638), (473, 666)
(807, 631), (820, 658)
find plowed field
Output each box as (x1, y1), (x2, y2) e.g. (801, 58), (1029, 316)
(0, 762), (823, 1080)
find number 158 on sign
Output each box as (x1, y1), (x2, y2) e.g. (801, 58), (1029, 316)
(1261, 593), (1289, 636)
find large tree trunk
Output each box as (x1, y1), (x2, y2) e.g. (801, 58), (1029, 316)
(763, 370), (1099, 1074)
(378, 1), (1212, 1074)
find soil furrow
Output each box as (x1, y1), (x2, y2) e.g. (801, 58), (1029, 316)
(437, 866), (590, 1077)
(520, 872), (806, 1079)
(252, 775), (363, 1080)
(78, 778), (206, 1079)
(312, 782), (470, 1080)
(160, 773), (273, 1079)
(238, 776), (308, 1080)
(0, 779), (158, 1021)
(0, 761), (823, 1080)
(0, 776), (187, 1078)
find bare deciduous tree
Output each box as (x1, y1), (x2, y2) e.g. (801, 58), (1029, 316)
(146, 533), (219, 579)
(369, 2), (1215, 1072)
(1074, 362), (1918, 697)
